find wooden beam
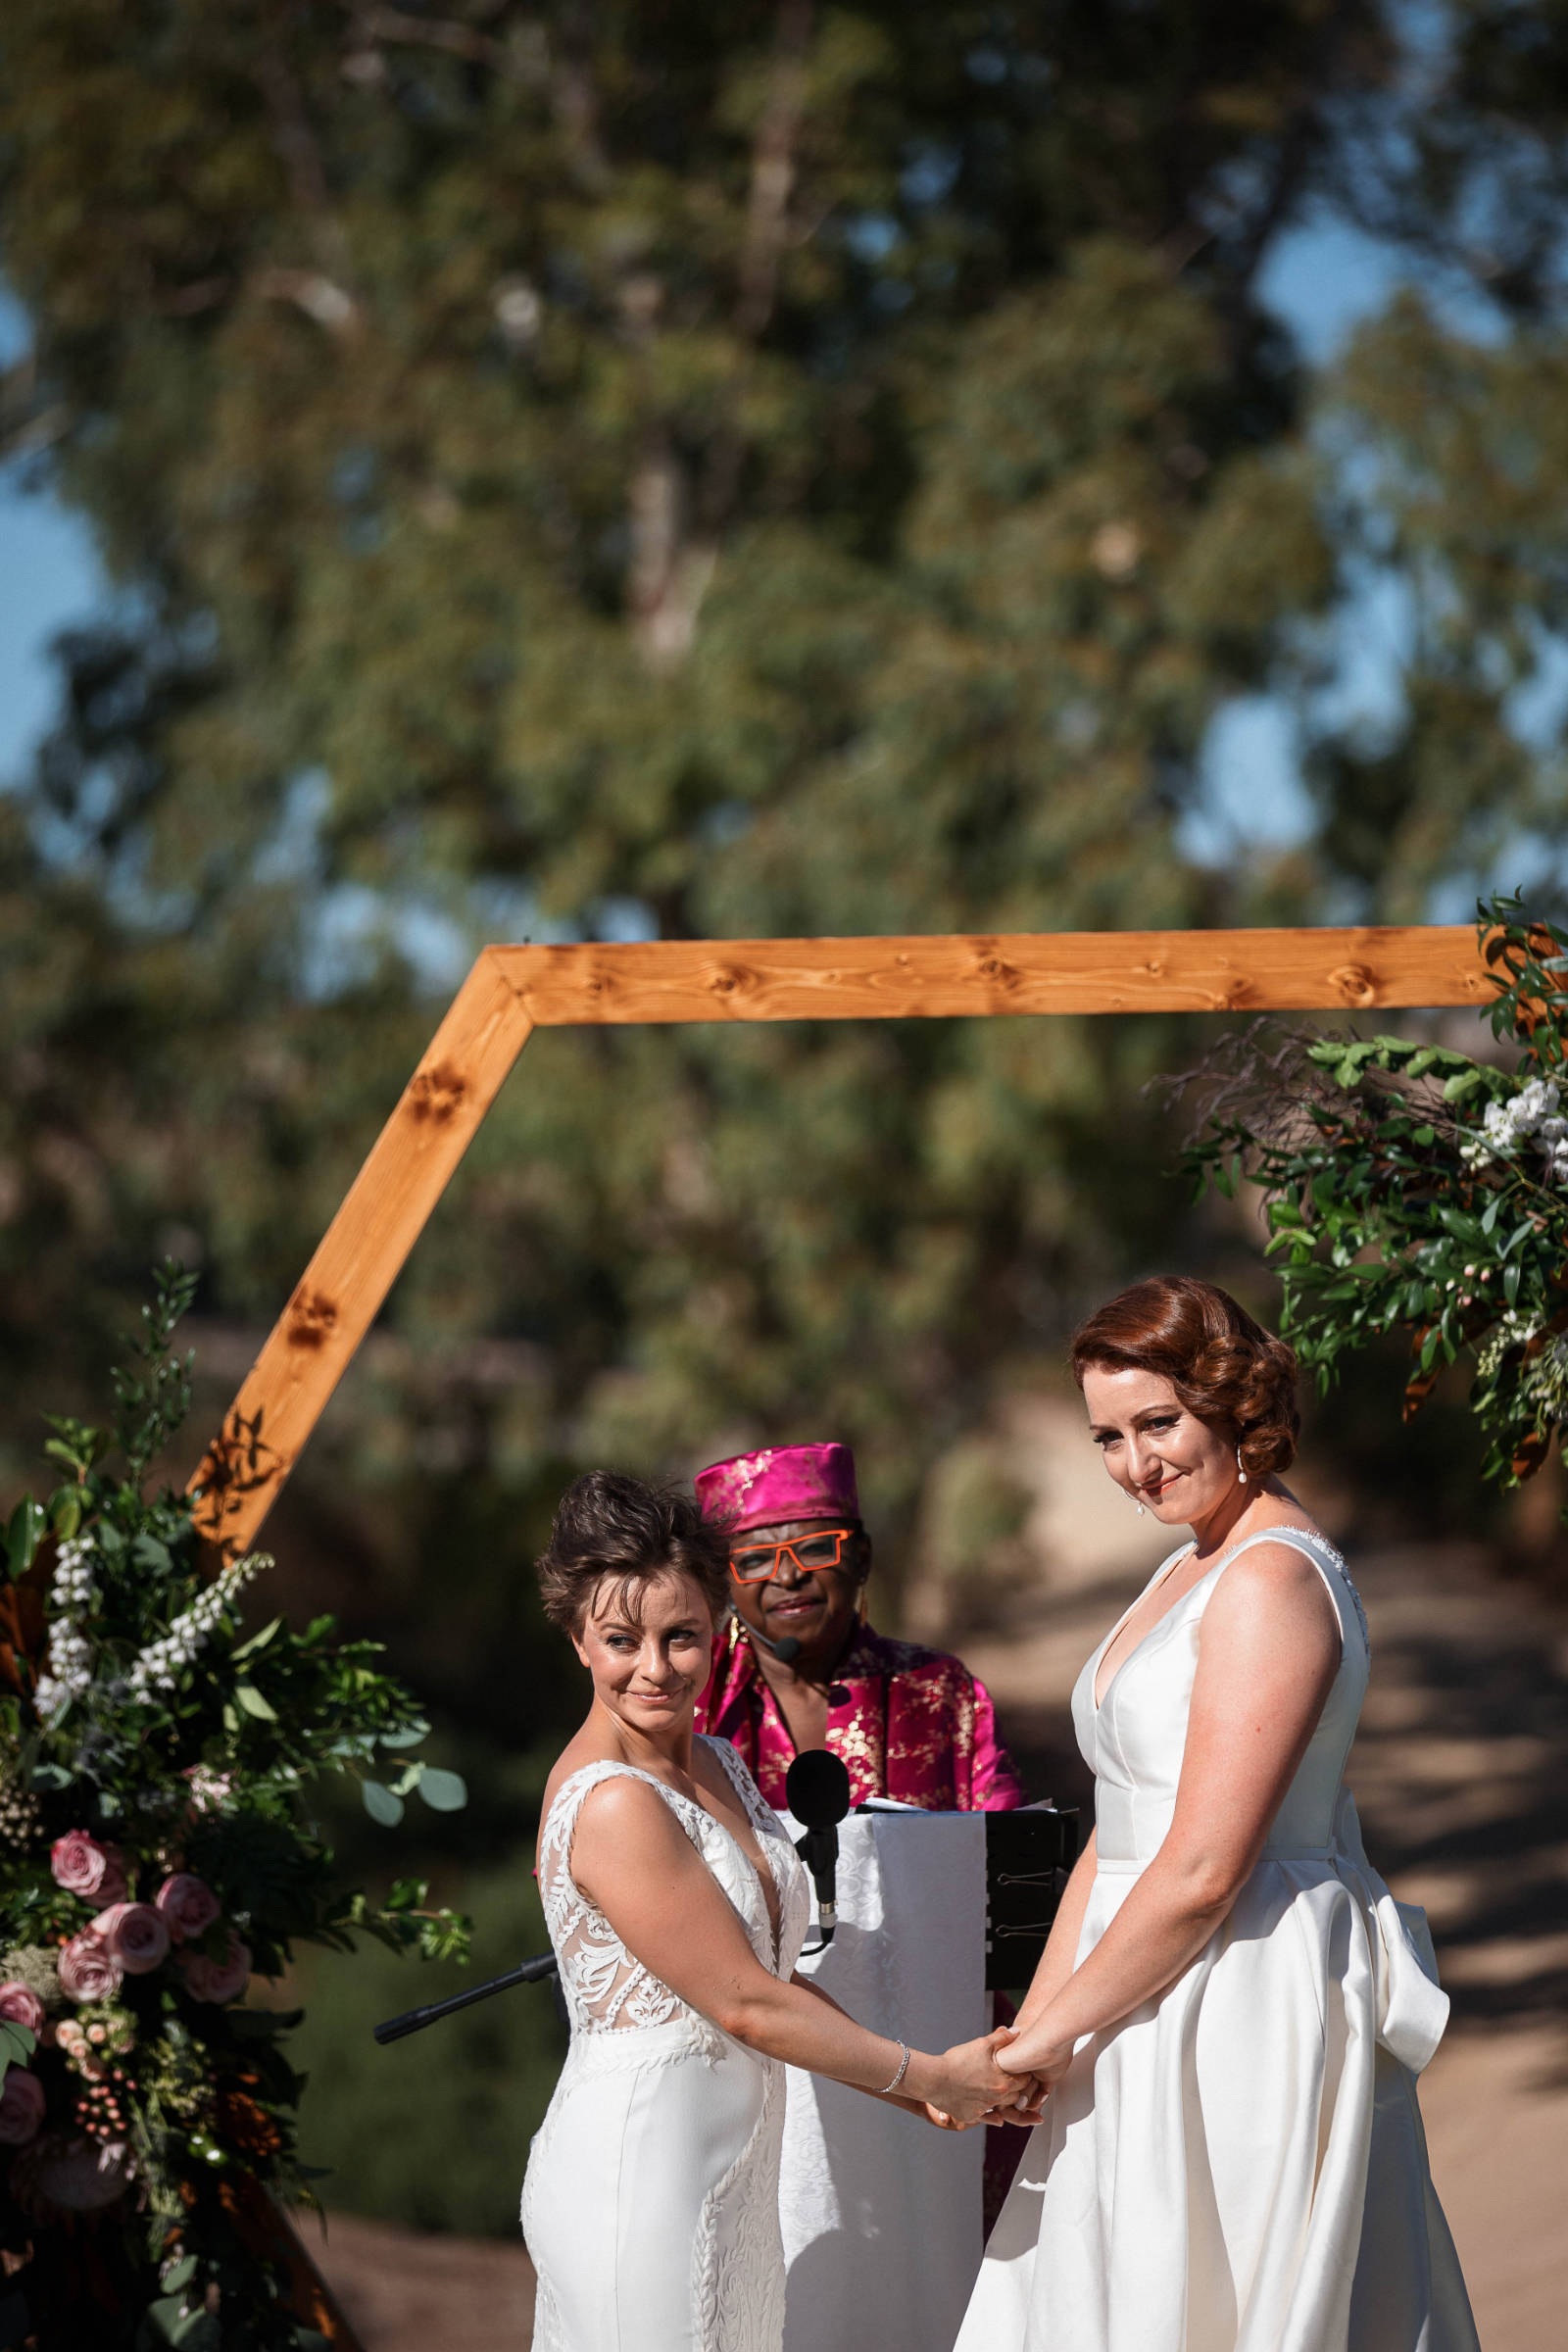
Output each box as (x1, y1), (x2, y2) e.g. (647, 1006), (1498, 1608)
(190, 957), (534, 1556)
(193, 923), (1495, 1550)
(495, 924), (1492, 1026)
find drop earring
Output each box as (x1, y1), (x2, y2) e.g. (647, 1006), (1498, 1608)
(1236, 1446), (1248, 1486)
(1130, 1491), (1147, 1517)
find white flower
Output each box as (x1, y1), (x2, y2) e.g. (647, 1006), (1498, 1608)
(33, 1537), (100, 1723)
(1466, 1077), (1568, 1181)
(125, 1556), (267, 1699)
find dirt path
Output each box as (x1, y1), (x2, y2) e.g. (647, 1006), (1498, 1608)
(312, 1540), (1568, 2352)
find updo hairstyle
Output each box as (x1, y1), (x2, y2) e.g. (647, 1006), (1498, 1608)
(1070, 1276), (1300, 1481)
(536, 1470), (731, 1636)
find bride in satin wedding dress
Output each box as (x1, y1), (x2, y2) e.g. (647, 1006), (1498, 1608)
(957, 1276), (1479, 2352)
(520, 1471), (1037, 2352)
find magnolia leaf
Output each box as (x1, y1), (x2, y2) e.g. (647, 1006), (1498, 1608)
(231, 1617), (284, 1663)
(416, 1767), (468, 1813)
(0, 2021), (36, 2071)
(234, 1684), (278, 1722)
(362, 1780), (405, 1827)
(5, 1497), (45, 1580)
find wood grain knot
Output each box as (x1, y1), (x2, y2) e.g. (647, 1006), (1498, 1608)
(285, 1289), (339, 1350)
(407, 1060), (467, 1121)
(707, 963), (753, 1000)
(974, 955), (1020, 992)
(1329, 963), (1378, 1007)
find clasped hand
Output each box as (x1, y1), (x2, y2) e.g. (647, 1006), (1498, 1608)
(922, 2026), (1049, 2132)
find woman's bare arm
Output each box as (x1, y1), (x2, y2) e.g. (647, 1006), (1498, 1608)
(569, 1777), (1023, 2124)
(1009, 1829), (1098, 2037)
(999, 1544), (1340, 2082)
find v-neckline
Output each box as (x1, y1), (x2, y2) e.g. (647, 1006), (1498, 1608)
(1092, 1544), (1210, 1714)
(1091, 1522), (1333, 1713)
(689, 1747), (785, 1965)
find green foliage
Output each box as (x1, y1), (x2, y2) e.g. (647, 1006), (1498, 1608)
(0, 1280), (470, 2347)
(1181, 897), (1568, 1497)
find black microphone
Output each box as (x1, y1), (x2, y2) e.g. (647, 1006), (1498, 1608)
(747, 1625), (802, 1665)
(785, 1748), (852, 1947)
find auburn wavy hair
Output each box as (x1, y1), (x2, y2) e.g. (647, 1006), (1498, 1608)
(1070, 1277), (1300, 1481)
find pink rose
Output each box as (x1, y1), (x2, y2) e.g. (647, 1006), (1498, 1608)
(179, 1932), (251, 2006)
(94, 1902), (170, 1977)
(50, 1833), (126, 1906)
(0, 1984), (45, 2038)
(57, 1930), (122, 2003)
(0, 2070), (45, 2146)
(155, 1873), (220, 1945)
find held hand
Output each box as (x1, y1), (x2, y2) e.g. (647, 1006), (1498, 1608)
(926, 2029), (1033, 2129)
(995, 2016), (1074, 2096)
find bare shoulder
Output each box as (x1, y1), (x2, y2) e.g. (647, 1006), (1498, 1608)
(573, 1770), (685, 1845)
(1206, 1534), (1340, 1649)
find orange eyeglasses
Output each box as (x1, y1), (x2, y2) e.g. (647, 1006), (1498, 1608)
(728, 1528), (857, 1584)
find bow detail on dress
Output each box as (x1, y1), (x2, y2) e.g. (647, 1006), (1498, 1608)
(1331, 1787), (1449, 2074)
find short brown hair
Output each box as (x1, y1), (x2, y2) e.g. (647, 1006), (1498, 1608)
(535, 1470), (731, 1636)
(1070, 1277), (1299, 1480)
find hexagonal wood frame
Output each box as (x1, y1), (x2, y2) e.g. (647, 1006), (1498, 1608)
(192, 923), (1492, 1557)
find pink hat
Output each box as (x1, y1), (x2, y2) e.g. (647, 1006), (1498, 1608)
(695, 1445), (859, 1538)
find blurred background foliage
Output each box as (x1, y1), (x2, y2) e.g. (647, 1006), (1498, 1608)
(4, 0), (1568, 2230)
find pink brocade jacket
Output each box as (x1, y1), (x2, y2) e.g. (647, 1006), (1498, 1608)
(696, 1622), (1025, 1814)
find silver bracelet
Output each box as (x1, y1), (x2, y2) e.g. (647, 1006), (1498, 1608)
(877, 2039), (910, 2096)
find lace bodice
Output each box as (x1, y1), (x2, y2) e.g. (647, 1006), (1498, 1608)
(538, 1735), (810, 2038)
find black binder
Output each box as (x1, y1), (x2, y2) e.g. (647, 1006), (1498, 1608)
(984, 1806), (1079, 1990)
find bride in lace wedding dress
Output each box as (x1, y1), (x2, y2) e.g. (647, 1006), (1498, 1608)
(520, 1472), (1036, 2352)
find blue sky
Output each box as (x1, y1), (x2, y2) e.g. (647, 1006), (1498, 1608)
(0, 218), (1495, 873)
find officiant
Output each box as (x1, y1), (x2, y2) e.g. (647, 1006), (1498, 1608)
(694, 1441), (1025, 1815)
(695, 1443), (1031, 2352)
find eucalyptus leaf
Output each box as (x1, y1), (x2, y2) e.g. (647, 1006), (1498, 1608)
(416, 1767), (469, 1813)
(376, 1721), (431, 1750)
(362, 1780), (405, 1827)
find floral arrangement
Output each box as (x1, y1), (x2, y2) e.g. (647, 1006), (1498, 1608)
(1177, 897), (1568, 1495)
(0, 1269), (470, 2348)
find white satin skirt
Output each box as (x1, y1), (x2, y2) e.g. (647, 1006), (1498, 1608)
(956, 1851), (1479, 2352)
(522, 2019), (787, 2352)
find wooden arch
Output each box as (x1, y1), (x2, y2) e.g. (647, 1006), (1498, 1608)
(205, 921), (1494, 2339)
(193, 923), (1491, 1555)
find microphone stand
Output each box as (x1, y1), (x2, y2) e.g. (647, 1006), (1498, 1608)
(373, 1950), (559, 2044)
